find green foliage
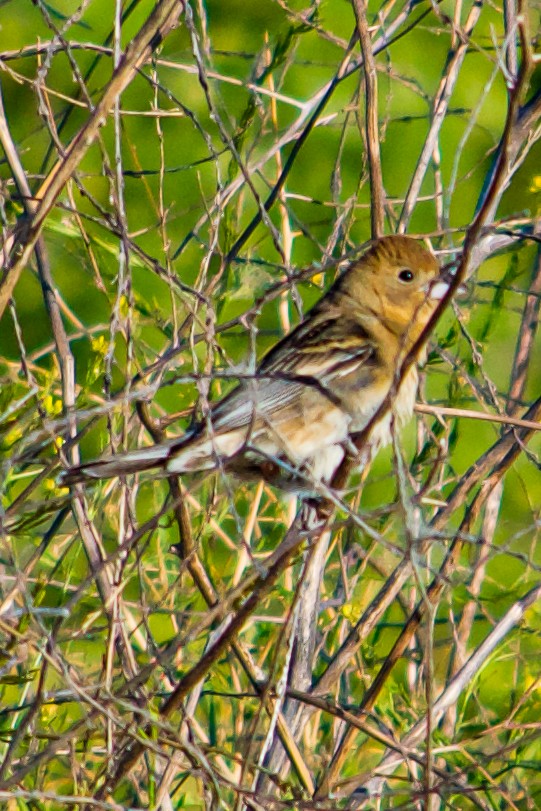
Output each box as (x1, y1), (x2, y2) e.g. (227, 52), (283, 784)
(0, 0), (540, 807)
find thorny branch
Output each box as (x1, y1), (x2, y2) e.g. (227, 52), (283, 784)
(0, 0), (540, 807)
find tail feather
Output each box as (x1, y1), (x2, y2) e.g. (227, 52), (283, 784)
(61, 444), (171, 486)
(62, 428), (247, 486)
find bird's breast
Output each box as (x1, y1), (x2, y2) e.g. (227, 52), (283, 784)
(347, 365), (419, 449)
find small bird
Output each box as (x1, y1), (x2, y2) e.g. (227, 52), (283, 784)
(63, 236), (453, 490)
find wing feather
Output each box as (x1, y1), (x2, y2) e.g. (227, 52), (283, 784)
(200, 313), (375, 433)
(260, 312), (375, 379)
(167, 311), (377, 471)
(209, 379), (309, 433)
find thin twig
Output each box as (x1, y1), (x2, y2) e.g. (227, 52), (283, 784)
(352, 0), (385, 238)
(0, 0), (184, 320)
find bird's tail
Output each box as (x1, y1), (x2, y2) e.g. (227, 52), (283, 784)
(61, 444), (171, 486)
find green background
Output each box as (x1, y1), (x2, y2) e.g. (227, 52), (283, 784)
(0, 0), (540, 807)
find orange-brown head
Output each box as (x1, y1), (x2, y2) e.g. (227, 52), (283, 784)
(334, 235), (445, 348)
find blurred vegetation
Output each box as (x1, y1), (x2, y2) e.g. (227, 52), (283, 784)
(0, 0), (540, 808)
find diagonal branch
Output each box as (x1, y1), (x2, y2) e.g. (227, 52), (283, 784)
(0, 0), (184, 321)
(360, 580), (541, 796)
(398, 1), (483, 231)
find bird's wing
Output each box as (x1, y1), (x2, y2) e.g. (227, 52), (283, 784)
(208, 379), (309, 433)
(206, 313), (377, 434)
(260, 312), (376, 380)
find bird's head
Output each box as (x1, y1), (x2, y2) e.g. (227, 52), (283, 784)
(339, 235), (453, 344)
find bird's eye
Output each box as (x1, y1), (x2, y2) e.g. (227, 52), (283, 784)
(398, 269), (414, 282)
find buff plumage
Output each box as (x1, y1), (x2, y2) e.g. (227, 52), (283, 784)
(63, 236), (451, 490)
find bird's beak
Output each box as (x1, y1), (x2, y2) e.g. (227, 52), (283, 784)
(428, 263), (467, 301)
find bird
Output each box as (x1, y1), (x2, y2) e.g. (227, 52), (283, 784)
(62, 235), (454, 491)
